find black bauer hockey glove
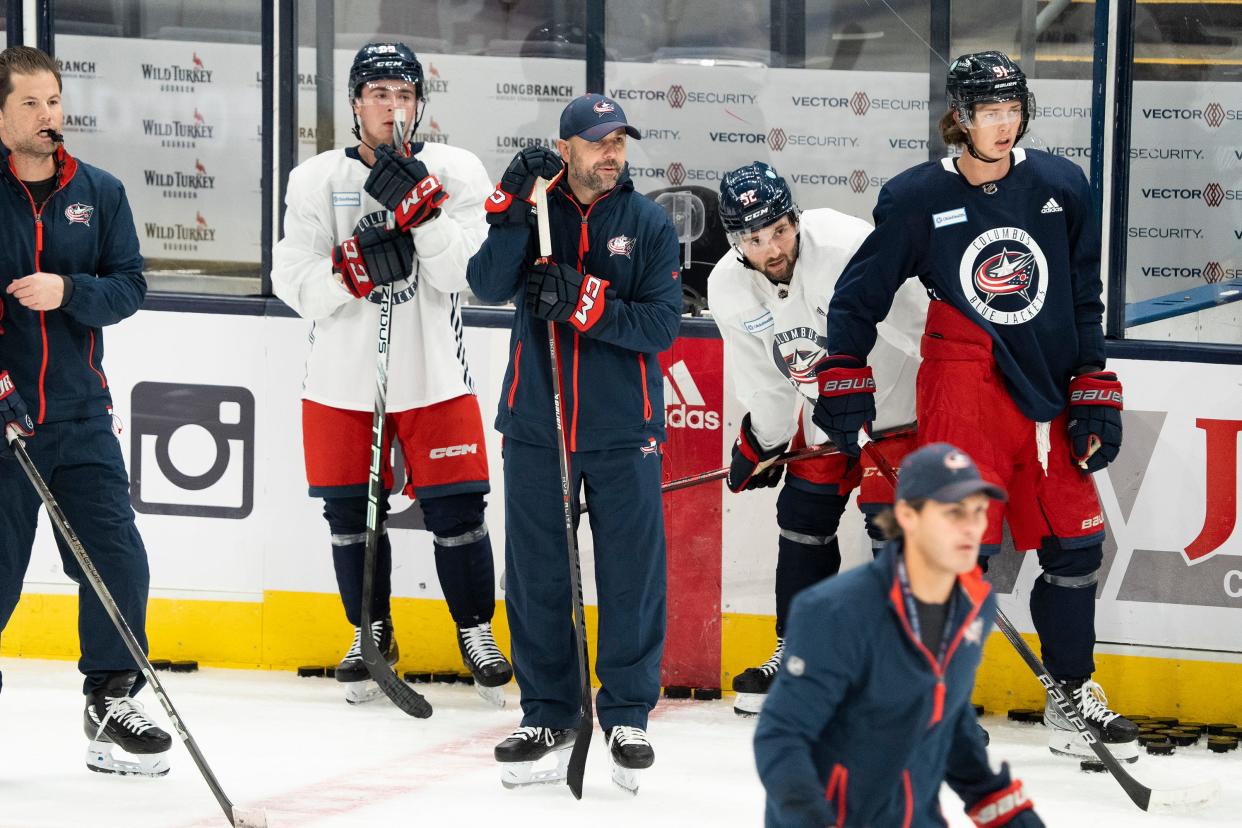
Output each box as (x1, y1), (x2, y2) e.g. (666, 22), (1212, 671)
(727, 413), (787, 492)
(812, 355), (875, 458)
(485, 147), (565, 226)
(332, 225), (415, 299)
(364, 144), (448, 232)
(965, 777), (1042, 827)
(0, 369), (35, 459)
(525, 260), (610, 334)
(1066, 370), (1123, 473)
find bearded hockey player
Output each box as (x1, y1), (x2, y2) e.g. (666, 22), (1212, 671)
(706, 162), (926, 716)
(819, 51), (1138, 763)
(272, 43), (511, 707)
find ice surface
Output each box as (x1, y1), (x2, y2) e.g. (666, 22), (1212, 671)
(1, 658), (1237, 827)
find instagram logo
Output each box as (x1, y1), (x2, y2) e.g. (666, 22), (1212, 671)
(130, 382), (255, 519)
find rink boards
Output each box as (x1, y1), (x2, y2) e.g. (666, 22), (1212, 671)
(3, 306), (1242, 720)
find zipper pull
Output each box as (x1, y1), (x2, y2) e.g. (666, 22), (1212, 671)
(578, 218), (589, 265)
(35, 215), (44, 257)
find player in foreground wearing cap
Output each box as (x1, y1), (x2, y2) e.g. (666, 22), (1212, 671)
(706, 161), (926, 716)
(755, 443), (1043, 828)
(272, 42), (511, 707)
(818, 50), (1137, 764)
(467, 94), (681, 792)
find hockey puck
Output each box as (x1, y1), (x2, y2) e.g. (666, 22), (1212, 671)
(1137, 733), (1167, 746)
(432, 672), (458, 684)
(1007, 708), (1040, 723)
(664, 686), (692, 699)
(1145, 740), (1175, 756)
(1124, 714), (1150, 722)
(297, 665), (325, 678)
(1207, 736), (1238, 753)
(1223, 727), (1242, 739)
(973, 704), (985, 716)
(149, 659), (172, 671)
(1206, 722), (1237, 735)
(1177, 721), (1207, 734)
(1167, 732), (1199, 747)
(458, 675), (476, 686)
(1080, 759), (1107, 773)
(693, 687), (722, 701)
(170, 660), (199, 673)
(324, 666), (336, 679)
(1148, 716), (1178, 727)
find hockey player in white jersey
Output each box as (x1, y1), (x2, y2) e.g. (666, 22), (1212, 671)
(707, 162), (926, 715)
(272, 43), (511, 706)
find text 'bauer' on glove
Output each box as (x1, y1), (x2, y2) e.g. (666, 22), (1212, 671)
(364, 143), (447, 232)
(524, 260), (610, 334)
(811, 355), (876, 457)
(484, 146), (565, 226)
(332, 225), (415, 299)
(0, 369), (35, 458)
(727, 413), (788, 492)
(1067, 369), (1123, 473)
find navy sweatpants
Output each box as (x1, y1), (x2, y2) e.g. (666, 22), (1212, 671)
(0, 416), (150, 695)
(503, 438), (667, 731)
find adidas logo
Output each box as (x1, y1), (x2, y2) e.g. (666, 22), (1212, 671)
(663, 360), (720, 430)
(1040, 197), (1063, 214)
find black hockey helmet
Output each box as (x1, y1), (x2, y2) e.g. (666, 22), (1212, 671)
(348, 42), (425, 102)
(945, 51), (1034, 139)
(718, 161), (799, 244)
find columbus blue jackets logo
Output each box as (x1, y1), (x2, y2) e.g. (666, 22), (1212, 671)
(607, 235), (636, 257)
(958, 227), (1048, 325)
(64, 202), (94, 226)
(771, 326), (828, 392)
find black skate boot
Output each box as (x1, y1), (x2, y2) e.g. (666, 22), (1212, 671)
(1044, 677), (1139, 763)
(494, 726), (576, 789)
(457, 622), (513, 708)
(607, 726), (654, 794)
(83, 671), (172, 776)
(336, 616), (398, 704)
(731, 638), (783, 717)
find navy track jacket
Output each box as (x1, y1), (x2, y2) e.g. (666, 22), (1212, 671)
(466, 167), (681, 451)
(0, 145), (145, 424)
(755, 542), (1020, 827)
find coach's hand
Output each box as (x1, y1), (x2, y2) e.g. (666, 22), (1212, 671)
(727, 413), (786, 492)
(1067, 370), (1123, 473)
(332, 225), (415, 299)
(485, 147), (564, 226)
(0, 370), (34, 459)
(364, 144), (447, 231)
(812, 355), (875, 457)
(525, 260), (609, 334)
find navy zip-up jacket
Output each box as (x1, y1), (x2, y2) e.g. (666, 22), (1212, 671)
(755, 542), (1022, 827)
(0, 144), (145, 424)
(466, 167), (681, 451)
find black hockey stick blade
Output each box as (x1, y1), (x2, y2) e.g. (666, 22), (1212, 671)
(358, 618), (433, 718)
(566, 640), (594, 800)
(994, 610), (1218, 813)
(5, 430), (269, 827)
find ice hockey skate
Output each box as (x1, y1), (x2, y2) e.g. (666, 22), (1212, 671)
(494, 726), (576, 789)
(83, 671), (172, 777)
(336, 617), (398, 704)
(732, 638), (783, 717)
(457, 622), (512, 708)
(1044, 677), (1139, 763)
(607, 726), (654, 794)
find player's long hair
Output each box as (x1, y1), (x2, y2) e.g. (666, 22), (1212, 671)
(871, 497), (929, 540)
(939, 110), (967, 148)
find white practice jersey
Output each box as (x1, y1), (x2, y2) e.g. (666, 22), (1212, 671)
(707, 207), (928, 450)
(272, 142), (492, 411)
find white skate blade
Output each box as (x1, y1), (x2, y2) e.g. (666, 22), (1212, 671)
(474, 682), (506, 709)
(1047, 730), (1140, 764)
(85, 740), (170, 777)
(611, 761), (641, 795)
(1148, 779), (1221, 813)
(733, 692), (765, 717)
(499, 744), (572, 789)
(232, 806), (270, 828)
(343, 680), (386, 705)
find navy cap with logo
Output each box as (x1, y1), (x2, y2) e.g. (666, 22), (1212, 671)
(559, 93), (642, 142)
(895, 443), (1007, 504)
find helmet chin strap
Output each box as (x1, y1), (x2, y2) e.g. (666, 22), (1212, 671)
(963, 136), (1007, 164)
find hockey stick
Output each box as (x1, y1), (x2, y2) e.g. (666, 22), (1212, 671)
(576, 423), (917, 514)
(860, 440), (1220, 813)
(4, 428), (267, 828)
(357, 108), (433, 718)
(534, 178), (593, 800)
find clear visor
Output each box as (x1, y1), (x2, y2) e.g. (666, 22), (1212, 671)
(959, 94), (1034, 129)
(356, 80), (419, 107)
(729, 215), (797, 252)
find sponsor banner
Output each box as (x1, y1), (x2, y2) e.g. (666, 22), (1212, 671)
(659, 342), (725, 687)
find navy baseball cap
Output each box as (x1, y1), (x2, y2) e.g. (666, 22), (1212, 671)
(559, 94), (642, 141)
(895, 443), (1007, 504)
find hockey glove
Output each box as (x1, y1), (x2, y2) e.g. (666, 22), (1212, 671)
(727, 413), (787, 492)
(966, 779), (1041, 827)
(1066, 370), (1123, 473)
(525, 261), (610, 334)
(364, 144), (447, 232)
(332, 225), (415, 299)
(811, 355), (876, 458)
(485, 147), (565, 226)
(0, 370), (34, 459)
